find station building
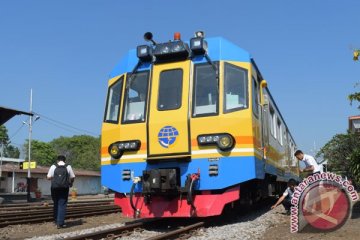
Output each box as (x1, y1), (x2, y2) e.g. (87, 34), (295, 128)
(0, 159), (101, 196)
(349, 115), (360, 133)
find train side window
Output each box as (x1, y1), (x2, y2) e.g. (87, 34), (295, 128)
(158, 69), (183, 111)
(277, 118), (282, 145)
(122, 71), (149, 123)
(269, 106), (276, 138)
(104, 77), (123, 123)
(224, 63), (248, 113)
(252, 77), (260, 117)
(192, 63), (219, 117)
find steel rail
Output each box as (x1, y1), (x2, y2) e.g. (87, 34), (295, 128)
(0, 203), (114, 216)
(145, 222), (204, 240)
(63, 220), (155, 240)
(0, 205), (119, 221)
(0, 207), (121, 228)
(0, 199), (113, 208)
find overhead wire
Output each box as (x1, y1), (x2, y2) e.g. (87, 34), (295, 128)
(34, 112), (99, 136)
(9, 123), (26, 140)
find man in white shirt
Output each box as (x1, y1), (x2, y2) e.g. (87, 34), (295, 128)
(271, 179), (297, 215)
(295, 150), (321, 175)
(47, 155), (75, 229)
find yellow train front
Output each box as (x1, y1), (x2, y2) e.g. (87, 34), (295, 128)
(101, 32), (299, 218)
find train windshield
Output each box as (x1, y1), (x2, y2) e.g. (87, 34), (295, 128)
(224, 63), (248, 113)
(192, 63), (219, 117)
(122, 71), (149, 123)
(104, 77), (123, 123)
(158, 69), (183, 111)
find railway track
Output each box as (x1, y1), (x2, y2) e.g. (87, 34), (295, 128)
(63, 219), (204, 240)
(146, 222), (204, 240)
(0, 203), (120, 228)
(64, 221), (150, 240)
(0, 200), (114, 213)
(0, 199), (113, 209)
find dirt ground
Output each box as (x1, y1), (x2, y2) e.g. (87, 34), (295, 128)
(263, 201), (360, 240)
(0, 212), (131, 240)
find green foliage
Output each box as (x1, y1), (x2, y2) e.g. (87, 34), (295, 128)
(317, 132), (360, 185)
(4, 145), (20, 158)
(23, 139), (57, 166)
(0, 125), (20, 158)
(50, 135), (100, 170)
(349, 148), (360, 186)
(348, 92), (360, 109)
(348, 83), (360, 109)
(0, 126), (10, 145)
(20, 133), (100, 170)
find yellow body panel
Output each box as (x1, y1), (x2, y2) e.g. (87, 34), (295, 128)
(148, 61), (191, 157)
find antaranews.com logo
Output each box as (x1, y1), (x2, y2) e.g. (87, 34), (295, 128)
(290, 172), (359, 233)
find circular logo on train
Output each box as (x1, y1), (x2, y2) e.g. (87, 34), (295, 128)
(158, 126), (179, 148)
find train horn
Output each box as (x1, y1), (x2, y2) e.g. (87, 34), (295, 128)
(144, 32), (157, 45)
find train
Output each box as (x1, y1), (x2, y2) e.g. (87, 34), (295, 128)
(101, 31), (300, 218)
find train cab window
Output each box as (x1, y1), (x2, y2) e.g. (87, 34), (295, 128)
(158, 69), (183, 111)
(192, 63), (219, 117)
(122, 71), (149, 123)
(104, 77), (123, 123)
(224, 63), (248, 113)
(252, 77), (260, 117)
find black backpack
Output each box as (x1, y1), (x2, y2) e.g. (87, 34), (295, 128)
(52, 164), (70, 189)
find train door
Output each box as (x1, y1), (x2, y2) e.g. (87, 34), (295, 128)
(261, 91), (270, 160)
(147, 61), (191, 158)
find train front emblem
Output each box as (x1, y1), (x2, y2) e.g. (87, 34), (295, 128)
(158, 126), (179, 148)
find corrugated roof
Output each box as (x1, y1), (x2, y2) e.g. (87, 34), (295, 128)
(0, 106), (33, 125)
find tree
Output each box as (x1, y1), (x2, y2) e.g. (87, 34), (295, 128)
(50, 135), (100, 170)
(4, 145), (20, 158)
(0, 126), (10, 145)
(0, 125), (20, 158)
(349, 50), (360, 108)
(317, 132), (360, 185)
(23, 139), (57, 166)
(348, 83), (360, 109)
(350, 148), (360, 187)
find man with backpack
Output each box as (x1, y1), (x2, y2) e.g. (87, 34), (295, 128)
(47, 155), (75, 229)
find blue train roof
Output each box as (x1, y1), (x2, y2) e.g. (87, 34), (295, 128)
(109, 37), (251, 78)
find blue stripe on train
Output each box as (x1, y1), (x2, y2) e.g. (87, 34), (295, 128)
(102, 156), (264, 193)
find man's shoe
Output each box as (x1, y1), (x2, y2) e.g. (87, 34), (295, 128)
(57, 224), (67, 229)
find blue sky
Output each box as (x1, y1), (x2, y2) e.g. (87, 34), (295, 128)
(1, 1), (359, 156)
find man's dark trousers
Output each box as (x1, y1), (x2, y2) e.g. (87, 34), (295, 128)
(51, 188), (69, 226)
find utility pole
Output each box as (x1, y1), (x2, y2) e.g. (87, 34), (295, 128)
(26, 89), (33, 202)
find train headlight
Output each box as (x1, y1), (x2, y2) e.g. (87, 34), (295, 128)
(190, 37), (208, 55)
(153, 41), (190, 62)
(197, 133), (235, 152)
(218, 135), (234, 151)
(137, 45), (153, 62)
(109, 144), (122, 159)
(108, 140), (141, 159)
